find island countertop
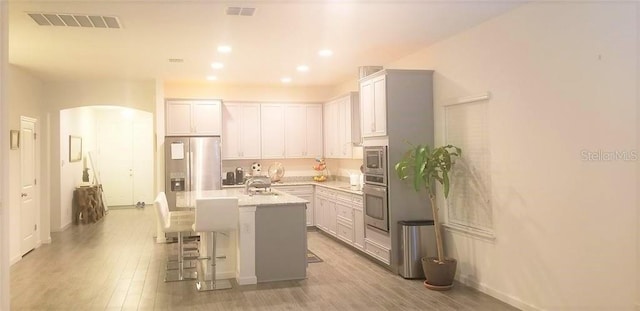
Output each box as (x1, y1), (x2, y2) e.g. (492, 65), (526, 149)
(175, 188), (309, 208)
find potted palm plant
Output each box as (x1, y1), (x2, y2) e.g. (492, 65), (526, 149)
(395, 143), (461, 290)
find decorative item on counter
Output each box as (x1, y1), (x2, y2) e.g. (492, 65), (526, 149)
(268, 162), (285, 182)
(251, 162), (262, 176)
(312, 157), (328, 182)
(235, 167), (244, 185)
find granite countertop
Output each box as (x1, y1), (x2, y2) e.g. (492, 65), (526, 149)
(222, 178), (364, 195)
(176, 188), (309, 208)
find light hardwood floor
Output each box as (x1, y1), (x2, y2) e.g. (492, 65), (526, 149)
(10, 208), (518, 311)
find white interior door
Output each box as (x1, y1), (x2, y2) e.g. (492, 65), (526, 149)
(98, 119), (134, 206)
(20, 117), (37, 255)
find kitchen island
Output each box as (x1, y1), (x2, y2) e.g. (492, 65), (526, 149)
(176, 188), (308, 285)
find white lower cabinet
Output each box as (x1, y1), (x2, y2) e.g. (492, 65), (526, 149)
(274, 185), (314, 226)
(314, 186), (370, 256)
(353, 202), (364, 251)
(364, 239), (391, 265)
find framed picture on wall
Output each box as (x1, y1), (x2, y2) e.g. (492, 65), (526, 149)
(69, 135), (82, 162)
(10, 130), (19, 150)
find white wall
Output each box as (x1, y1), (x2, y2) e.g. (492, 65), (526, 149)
(0, 1), (9, 309)
(58, 107), (96, 230)
(164, 82), (335, 103)
(44, 80), (156, 231)
(387, 2), (637, 310)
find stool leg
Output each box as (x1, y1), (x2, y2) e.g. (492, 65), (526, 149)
(196, 232), (232, 291)
(164, 232), (197, 282)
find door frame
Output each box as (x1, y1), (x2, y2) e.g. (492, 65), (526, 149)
(20, 116), (40, 255)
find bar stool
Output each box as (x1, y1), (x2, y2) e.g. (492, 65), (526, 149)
(154, 192), (197, 282)
(193, 197), (239, 291)
(153, 192), (198, 269)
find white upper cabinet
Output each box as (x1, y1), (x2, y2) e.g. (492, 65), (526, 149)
(284, 104), (323, 159)
(305, 104), (324, 158)
(360, 74), (386, 137)
(222, 103), (261, 159)
(166, 99), (222, 136)
(261, 104), (286, 159)
(324, 92), (360, 159)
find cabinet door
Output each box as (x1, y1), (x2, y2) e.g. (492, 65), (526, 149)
(305, 104), (323, 158)
(327, 199), (337, 235)
(323, 100), (338, 158)
(284, 105), (307, 158)
(372, 75), (387, 136)
(300, 194), (314, 227)
(166, 101), (192, 135)
(314, 195), (326, 231)
(261, 104), (286, 159)
(360, 80), (375, 137)
(240, 104), (261, 158)
(337, 97), (352, 158)
(192, 101), (222, 135)
(222, 104), (242, 159)
(353, 207), (364, 250)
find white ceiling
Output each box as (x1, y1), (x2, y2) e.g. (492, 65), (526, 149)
(8, 1), (523, 86)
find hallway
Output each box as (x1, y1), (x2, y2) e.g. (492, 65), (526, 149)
(10, 208), (517, 310)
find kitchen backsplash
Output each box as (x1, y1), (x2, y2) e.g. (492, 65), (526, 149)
(222, 158), (362, 180)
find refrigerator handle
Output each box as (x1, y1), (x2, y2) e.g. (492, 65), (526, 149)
(188, 151), (192, 192)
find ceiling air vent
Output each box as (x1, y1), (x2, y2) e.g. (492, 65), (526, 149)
(27, 12), (122, 29)
(225, 7), (256, 17)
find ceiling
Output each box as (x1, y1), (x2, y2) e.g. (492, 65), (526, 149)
(8, 1), (523, 86)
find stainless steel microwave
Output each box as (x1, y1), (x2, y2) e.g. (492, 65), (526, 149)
(363, 146), (387, 184)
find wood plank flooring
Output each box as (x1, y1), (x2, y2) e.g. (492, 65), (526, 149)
(10, 208), (518, 310)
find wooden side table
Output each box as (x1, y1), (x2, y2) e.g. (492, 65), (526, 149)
(73, 185), (105, 224)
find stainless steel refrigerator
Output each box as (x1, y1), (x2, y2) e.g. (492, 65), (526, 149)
(164, 136), (222, 209)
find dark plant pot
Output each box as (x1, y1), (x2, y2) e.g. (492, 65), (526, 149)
(421, 257), (457, 290)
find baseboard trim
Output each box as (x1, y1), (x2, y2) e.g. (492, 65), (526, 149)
(42, 237), (51, 244)
(236, 275), (257, 285)
(457, 274), (539, 311)
(10, 255), (21, 266)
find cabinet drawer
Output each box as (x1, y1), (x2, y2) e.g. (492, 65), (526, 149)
(316, 187), (333, 197)
(352, 194), (363, 206)
(336, 203), (353, 221)
(365, 239), (390, 265)
(336, 192), (352, 203)
(275, 185), (313, 195)
(336, 221), (354, 243)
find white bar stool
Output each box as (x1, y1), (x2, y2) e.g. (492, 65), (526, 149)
(193, 197), (239, 291)
(156, 192), (198, 269)
(154, 192), (197, 282)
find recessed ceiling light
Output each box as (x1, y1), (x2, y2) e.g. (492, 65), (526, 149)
(211, 62), (224, 69)
(281, 77), (292, 83)
(217, 45), (232, 53)
(207, 75), (217, 81)
(296, 65), (309, 72)
(318, 49), (333, 57)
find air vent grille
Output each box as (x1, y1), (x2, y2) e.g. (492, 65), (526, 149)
(225, 7), (256, 17)
(27, 13), (122, 29)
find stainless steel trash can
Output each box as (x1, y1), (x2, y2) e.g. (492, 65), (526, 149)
(398, 220), (437, 279)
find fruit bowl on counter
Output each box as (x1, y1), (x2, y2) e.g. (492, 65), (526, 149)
(313, 175), (327, 182)
(312, 157), (328, 182)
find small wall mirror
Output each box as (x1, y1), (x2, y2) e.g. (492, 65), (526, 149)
(69, 135), (82, 162)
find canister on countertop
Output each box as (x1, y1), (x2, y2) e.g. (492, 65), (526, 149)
(235, 167), (244, 184)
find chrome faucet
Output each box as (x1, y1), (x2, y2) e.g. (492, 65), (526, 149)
(245, 175), (272, 195)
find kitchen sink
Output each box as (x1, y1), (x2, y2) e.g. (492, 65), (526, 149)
(248, 190), (279, 196)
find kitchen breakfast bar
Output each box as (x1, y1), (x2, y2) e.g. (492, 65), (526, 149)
(175, 188), (309, 285)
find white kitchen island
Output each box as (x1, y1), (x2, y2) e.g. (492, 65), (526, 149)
(176, 188), (308, 285)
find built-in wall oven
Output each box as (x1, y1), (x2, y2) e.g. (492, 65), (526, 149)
(363, 146), (389, 233)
